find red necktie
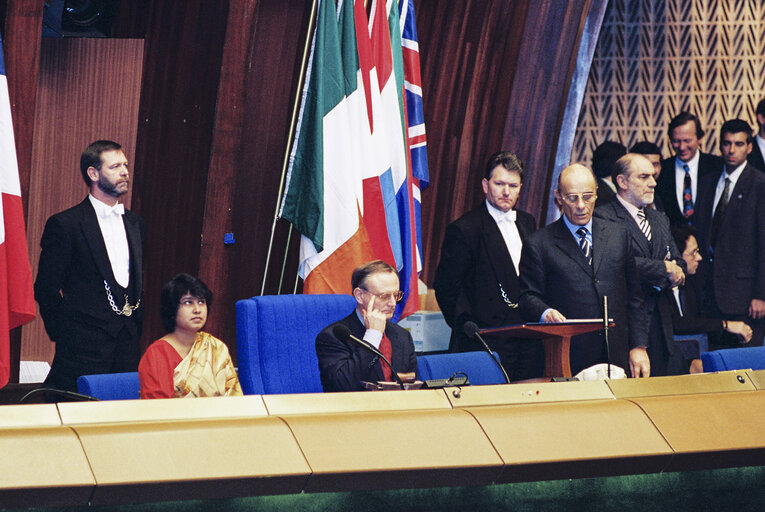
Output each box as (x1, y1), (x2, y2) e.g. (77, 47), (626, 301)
(379, 333), (392, 381)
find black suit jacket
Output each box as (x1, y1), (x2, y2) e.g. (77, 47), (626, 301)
(433, 202), (536, 352)
(656, 153), (722, 226)
(747, 139), (765, 173)
(519, 217), (648, 375)
(315, 312), (417, 392)
(34, 198), (145, 389)
(695, 164), (765, 315)
(595, 200), (685, 356)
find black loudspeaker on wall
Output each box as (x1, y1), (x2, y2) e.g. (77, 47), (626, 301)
(43, 0), (117, 38)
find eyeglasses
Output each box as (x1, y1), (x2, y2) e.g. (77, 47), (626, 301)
(360, 288), (404, 303)
(179, 298), (207, 308)
(561, 192), (596, 204)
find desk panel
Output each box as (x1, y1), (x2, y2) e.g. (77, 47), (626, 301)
(0, 403), (62, 427)
(75, 416), (309, 505)
(263, 389), (452, 415)
(285, 408), (502, 492)
(58, 395), (268, 425)
(608, 372), (754, 398)
(0, 426), (94, 509)
(630, 391), (765, 471)
(446, 380), (614, 407)
(467, 399), (673, 482)
(747, 370), (765, 390)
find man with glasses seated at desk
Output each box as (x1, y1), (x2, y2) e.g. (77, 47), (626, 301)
(316, 260), (417, 392)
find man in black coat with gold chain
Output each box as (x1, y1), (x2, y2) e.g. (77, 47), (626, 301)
(434, 151), (541, 381)
(35, 140), (145, 394)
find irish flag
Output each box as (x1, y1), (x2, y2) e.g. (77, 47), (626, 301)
(281, 0), (428, 321)
(0, 33), (35, 387)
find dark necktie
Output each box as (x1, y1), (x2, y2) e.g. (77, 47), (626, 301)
(710, 177), (731, 248)
(576, 227), (592, 265)
(682, 164), (694, 221)
(379, 333), (393, 381)
(637, 209), (652, 241)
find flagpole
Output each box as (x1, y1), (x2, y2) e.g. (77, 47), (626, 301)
(261, 0), (318, 296)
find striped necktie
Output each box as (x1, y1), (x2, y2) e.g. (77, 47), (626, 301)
(576, 227), (592, 265)
(637, 209), (652, 241)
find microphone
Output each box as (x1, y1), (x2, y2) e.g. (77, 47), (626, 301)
(19, 387), (100, 403)
(463, 321), (511, 383)
(332, 324), (404, 388)
(603, 296), (611, 379)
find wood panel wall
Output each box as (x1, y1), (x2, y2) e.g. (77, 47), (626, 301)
(21, 39), (144, 362)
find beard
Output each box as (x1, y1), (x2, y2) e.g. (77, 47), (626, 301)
(97, 175), (128, 197)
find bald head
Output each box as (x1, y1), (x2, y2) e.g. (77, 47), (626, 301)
(555, 164), (598, 225)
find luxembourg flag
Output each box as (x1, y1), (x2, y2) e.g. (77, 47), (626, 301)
(0, 32), (35, 387)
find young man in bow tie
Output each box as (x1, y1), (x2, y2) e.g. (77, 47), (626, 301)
(35, 140), (146, 395)
(434, 151), (542, 381)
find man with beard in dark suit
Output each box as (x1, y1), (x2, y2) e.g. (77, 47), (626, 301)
(316, 260), (417, 392)
(433, 151), (541, 381)
(35, 140), (145, 395)
(595, 154), (687, 375)
(695, 119), (765, 347)
(656, 112), (722, 226)
(519, 164), (650, 377)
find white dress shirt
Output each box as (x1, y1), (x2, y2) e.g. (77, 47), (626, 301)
(485, 199), (523, 275)
(89, 194), (130, 288)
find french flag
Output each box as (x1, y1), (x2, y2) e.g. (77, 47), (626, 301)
(0, 32), (35, 387)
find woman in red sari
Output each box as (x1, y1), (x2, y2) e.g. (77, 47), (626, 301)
(138, 273), (242, 399)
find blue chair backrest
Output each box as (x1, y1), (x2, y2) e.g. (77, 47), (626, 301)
(77, 372), (140, 400)
(236, 294), (356, 394)
(701, 345), (765, 372)
(417, 351), (506, 385)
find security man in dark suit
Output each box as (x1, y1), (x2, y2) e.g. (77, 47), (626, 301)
(35, 140), (145, 394)
(695, 119), (765, 346)
(434, 151), (541, 381)
(519, 164), (650, 377)
(656, 112), (722, 227)
(595, 154), (687, 375)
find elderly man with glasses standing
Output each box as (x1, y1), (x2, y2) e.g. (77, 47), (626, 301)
(518, 164), (650, 378)
(316, 260), (417, 392)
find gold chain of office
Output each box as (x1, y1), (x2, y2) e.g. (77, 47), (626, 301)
(103, 280), (140, 317)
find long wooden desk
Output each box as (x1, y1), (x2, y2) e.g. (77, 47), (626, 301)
(1, 371), (764, 509)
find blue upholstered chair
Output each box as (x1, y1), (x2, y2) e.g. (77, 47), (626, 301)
(701, 345), (765, 372)
(416, 351), (506, 385)
(235, 293), (356, 394)
(77, 372), (140, 400)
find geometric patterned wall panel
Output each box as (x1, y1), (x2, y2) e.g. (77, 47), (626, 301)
(573, 0), (765, 165)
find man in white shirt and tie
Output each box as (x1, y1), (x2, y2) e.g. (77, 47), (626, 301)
(35, 140), (146, 395)
(695, 119), (765, 347)
(656, 112), (722, 227)
(434, 151), (541, 381)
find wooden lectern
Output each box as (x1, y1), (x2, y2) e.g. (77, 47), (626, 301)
(479, 321), (607, 378)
